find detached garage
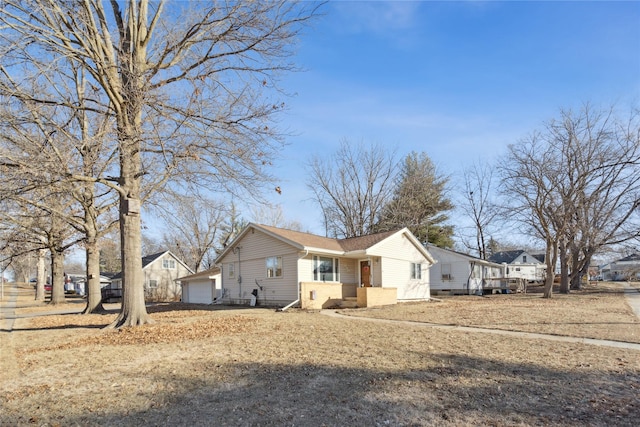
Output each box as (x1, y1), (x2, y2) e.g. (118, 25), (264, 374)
(179, 267), (221, 304)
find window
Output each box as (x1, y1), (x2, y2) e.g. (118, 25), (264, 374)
(266, 256), (283, 278)
(411, 263), (422, 280)
(228, 263), (235, 279)
(162, 259), (176, 269)
(441, 263), (452, 281)
(522, 256), (527, 263)
(313, 256), (339, 282)
(148, 279), (158, 289)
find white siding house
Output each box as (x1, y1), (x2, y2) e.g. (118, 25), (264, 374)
(600, 254), (640, 281)
(488, 250), (546, 283)
(215, 223), (435, 308)
(428, 246), (504, 295)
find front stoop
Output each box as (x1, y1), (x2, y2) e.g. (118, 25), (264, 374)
(339, 297), (358, 308)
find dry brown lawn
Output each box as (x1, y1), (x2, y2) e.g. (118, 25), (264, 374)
(1, 282), (639, 426)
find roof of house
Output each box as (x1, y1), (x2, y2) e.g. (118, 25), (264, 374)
(111, 250), (193, 280)
(427, 245), (504, 268)
(257, 224), (399, 253)
(219, 223), (435, 263)
(616, 253), (640, 262)
(178, 266), (221, 281)
(487, 250), (524, 264)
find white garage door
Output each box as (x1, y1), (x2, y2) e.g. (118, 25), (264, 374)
(185, 282), (213, 304)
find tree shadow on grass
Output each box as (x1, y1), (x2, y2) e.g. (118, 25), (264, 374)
(22, 353), (638, 427)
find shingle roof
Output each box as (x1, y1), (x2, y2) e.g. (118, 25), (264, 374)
(338, 230), (399, 252)
(258, 224), (344, 251)
(178, 266), (221, 281)
(257, 224), (402, 253)
(487, 250), (524, 264)
(617, 253), (640, 262)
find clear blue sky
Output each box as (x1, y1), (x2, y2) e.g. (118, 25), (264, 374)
(265, 0), (640, 236)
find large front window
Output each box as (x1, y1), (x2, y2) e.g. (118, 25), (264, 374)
(313, 256), (339, 282)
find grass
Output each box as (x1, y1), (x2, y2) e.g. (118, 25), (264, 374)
(1, 282), (639, 426)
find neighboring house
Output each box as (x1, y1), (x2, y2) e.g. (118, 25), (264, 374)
(179, 267), (222, 304)
(427, 246), (505, 295)
(107, 251), (193, 302)
(215, 223), (436, 309)
(488, 250), (546, 282)
(600, 254), (640, 281)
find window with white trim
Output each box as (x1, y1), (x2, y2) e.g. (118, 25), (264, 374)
(313, 256), (339, 282)
(162, 259), (176, 269)
(266, 256), (283, 278)
(148, 279), (158, 289)
(441, 263), (452, 281)
(411, 263), (422, 280)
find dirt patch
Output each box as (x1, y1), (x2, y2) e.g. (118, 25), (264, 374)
(1, 282), (639, 426)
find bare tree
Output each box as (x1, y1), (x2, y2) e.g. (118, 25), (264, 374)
(0, 61), (119, 312)
(156, 193), (227, 272)
(1, 1), (320, 327)
(376, 152), (454, 247)
(249, 204), (304, 231)
(501, 104), (640, 298)
(307, 140), (398, 238)
(458, 162), (499, 259)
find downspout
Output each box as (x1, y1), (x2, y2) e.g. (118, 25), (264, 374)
(233, 246), (242, 300)
(278, 249), (308, 312)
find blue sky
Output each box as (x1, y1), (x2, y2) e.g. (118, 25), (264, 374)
(263, 0), (640, 237)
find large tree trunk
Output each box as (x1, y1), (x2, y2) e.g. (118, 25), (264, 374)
(34, 249), (46, 301)
(83, 238), (105, 314)
(108, 194), (150, 328)
(49, 250), (65, 305)
(542, 239), (557, 298)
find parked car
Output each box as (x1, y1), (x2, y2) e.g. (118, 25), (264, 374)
(44, 283), (52, 291)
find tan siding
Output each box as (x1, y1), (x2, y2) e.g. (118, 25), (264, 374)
(219, 228), (300, 305)
(144, 253), (192, 301)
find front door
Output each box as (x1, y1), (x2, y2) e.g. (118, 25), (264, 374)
(361, 261), (371, 287)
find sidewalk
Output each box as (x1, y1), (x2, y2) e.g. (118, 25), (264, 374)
(623, 282), (640, 319)
(321, 286), (640, 352)
(0, 281), (18, 332)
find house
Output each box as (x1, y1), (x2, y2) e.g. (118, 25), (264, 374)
(600, 254), (640, 281)
(488, 250), (546, 282)
(215, 223), (436, 310)
(179, 266), (222, 304)
(427, 246), (506, 295)
(106, 251), (193, 302)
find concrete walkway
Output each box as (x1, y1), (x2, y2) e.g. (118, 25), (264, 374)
(0, 281), (19, 332)
(623, 282), (640, 319)
(321, 286), (640, 352)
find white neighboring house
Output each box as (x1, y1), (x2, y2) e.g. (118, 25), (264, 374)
(600, 254), (640, 281)
(179, 267), (222, 304)
(108, 250), (193, 302)
(215, 223), (435, 309)
(487, 250), (546, 282)
(427, 246), (505, 295)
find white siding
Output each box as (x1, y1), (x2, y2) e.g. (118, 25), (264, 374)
(428, 247), (473, 292)
(369, 231), (431, 300)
